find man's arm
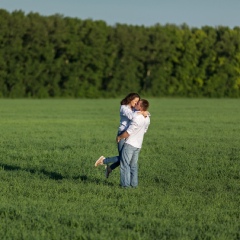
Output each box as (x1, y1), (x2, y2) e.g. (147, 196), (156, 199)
(116, 131), (129, 143)
(116, 114), (140, 143)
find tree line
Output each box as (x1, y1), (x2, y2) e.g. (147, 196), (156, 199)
(0, 9), (240, 98)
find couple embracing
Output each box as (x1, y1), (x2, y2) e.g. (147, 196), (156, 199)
(95, 93), (150, 188)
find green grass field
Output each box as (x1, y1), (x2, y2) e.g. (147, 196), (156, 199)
(0, 99), (239, 240)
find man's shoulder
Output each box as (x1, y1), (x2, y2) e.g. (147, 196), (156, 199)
(133, 111), (150, 118)
(132, 111), (142, 118)
(132, 112), (149, 122)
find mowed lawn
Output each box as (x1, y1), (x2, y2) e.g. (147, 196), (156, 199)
(0, 99), (239, 240)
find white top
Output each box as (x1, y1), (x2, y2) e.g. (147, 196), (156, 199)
(118, 105), (135, 133)
(126, 112), (150, 148)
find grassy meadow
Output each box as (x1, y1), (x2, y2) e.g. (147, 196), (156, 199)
(0, 98), (239, 239)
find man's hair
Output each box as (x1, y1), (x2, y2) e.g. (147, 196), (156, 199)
(139, 99), (149, 111)
(120, 92), (140, 105)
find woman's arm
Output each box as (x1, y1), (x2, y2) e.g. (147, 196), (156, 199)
(121, 105), (134, 119)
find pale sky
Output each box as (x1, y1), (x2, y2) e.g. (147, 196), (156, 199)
(1, 0), (240, 28)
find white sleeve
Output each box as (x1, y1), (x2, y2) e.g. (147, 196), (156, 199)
(121, 105), (134, 120)
(126, 115), (140, 135)
(144, 125), (149, 133)
(144, 117), (150, 133)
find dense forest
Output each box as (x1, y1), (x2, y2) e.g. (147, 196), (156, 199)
(0, 9), (240, 98)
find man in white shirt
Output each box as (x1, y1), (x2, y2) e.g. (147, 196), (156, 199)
(117, 99), (150, 188)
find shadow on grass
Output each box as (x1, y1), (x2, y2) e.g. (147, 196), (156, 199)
(72, 175), (115, 186)
(1, 163), (64, 180)
(0, 163), (111, 185)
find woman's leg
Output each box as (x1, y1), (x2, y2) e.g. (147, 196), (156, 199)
(103, 155), (119, 165)
(109, 138), (125, 170)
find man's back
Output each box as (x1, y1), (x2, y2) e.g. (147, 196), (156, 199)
(125, 112), (150, 148)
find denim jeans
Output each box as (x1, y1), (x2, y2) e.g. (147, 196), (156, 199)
(120, 143), (140, 188)
(103, 135), (125, 170)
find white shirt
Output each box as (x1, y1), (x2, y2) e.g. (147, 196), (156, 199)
(126, 112), (150, 148)
(118, 105), (135, 133)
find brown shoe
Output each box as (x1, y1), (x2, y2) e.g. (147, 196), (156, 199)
(95, 156), (105, 167)
(105, 165), (112, 178)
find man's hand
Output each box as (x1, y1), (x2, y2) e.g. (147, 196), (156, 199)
(116, 131), (130, 143)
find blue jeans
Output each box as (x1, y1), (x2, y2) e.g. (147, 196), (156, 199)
(120, 143), (140, 188)
(103, 135), (125, 170)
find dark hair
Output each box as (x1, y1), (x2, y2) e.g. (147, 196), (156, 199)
(139, 99), (149, 111)
(120, 93), (140, 105)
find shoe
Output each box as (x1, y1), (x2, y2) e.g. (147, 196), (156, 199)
(105, 165), (112, 178)
(95, 156), (105, 167)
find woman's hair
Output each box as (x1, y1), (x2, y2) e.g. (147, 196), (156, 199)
(120, 93), (140, 105)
